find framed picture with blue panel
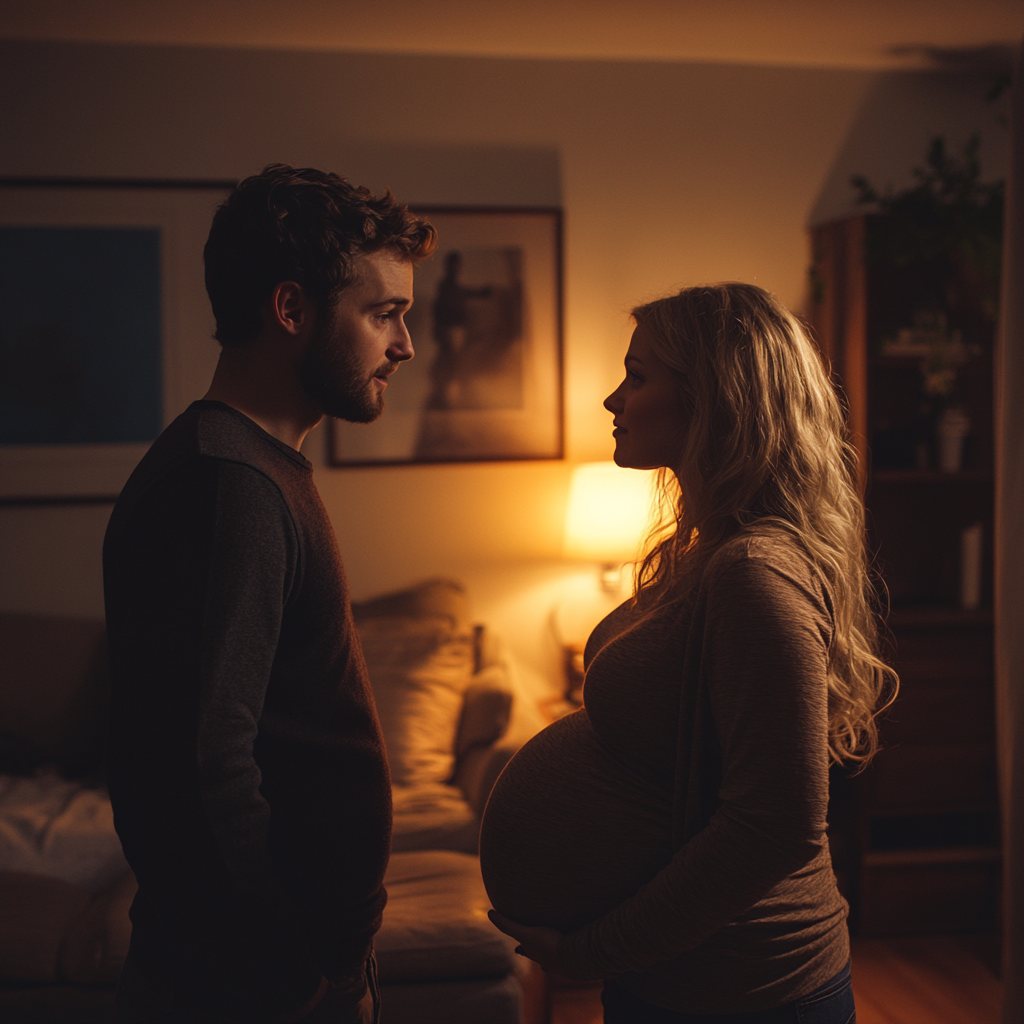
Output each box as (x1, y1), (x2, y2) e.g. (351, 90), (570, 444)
(0, 180), (233, 502)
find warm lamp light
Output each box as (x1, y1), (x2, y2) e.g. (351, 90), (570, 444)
(563, 462), (656, 591)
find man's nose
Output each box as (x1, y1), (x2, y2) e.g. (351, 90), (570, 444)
(389, 324), (415, 362)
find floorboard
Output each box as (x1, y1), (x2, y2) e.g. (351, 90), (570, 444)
(548, 935), (1002, 1024)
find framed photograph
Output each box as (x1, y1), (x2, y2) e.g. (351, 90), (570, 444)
(329, 207), (563, 465)
(0, 179), (233, 503)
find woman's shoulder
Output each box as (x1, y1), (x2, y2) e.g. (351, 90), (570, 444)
(703, 525), (833, 617)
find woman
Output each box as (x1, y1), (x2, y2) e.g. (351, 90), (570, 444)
(480, 283), (894, 1023)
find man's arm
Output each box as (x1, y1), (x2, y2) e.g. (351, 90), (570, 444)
(106, 457), (323, 1016)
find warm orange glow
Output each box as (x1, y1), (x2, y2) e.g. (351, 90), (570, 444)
(563, 462), (656, 564)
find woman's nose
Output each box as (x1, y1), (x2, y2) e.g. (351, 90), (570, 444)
(604, 386), (623, 413)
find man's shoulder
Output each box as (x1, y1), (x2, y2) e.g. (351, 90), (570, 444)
(110, 403), (310, 527)
(131, 402), (308, 486)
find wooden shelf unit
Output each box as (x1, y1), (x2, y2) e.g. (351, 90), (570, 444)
(810, 215), (999, 937)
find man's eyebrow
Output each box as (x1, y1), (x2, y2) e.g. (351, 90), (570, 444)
(367, 296), (411, 308)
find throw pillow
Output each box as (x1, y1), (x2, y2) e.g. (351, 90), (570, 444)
(357, 615), (474, 786)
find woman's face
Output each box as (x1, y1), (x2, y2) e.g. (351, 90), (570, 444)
(603, 324), (688, 471)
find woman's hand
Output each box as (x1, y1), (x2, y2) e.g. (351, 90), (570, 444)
(488, 910), (565, 974)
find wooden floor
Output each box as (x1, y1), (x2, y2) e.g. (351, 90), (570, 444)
(548, 935), (1002, 1024)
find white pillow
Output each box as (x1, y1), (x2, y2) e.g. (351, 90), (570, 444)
(357, 616), (475, 786)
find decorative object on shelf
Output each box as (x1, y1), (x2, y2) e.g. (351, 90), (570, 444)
(960, 522), (984, 612)
(880, 310), (979, 470)
(852, 135), (1004, 325)
(852, 136), (1003, 475)
(329, 207), (562, 466)
(936, 406), (972, 472)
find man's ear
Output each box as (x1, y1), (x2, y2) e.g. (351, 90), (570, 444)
(268, 281), (313, 337)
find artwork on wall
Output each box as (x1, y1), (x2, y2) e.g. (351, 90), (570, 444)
(0, 179), (233, 504)
(0, 225), (162, 446)
(329, 207), (562, 466)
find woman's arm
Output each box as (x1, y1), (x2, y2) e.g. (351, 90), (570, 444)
(556, 551), (834, 980)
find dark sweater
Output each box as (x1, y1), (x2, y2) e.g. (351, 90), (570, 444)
(103, 401), (391, 1018)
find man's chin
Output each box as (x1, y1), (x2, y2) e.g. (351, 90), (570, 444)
(323, 395), (384, 424)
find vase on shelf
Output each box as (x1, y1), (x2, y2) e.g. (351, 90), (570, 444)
(936, 406), (970, 473)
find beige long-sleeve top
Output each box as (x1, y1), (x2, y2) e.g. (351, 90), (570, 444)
(480, 527), (850, 1014)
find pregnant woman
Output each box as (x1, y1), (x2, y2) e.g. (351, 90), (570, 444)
(480, 283), (894, 1022)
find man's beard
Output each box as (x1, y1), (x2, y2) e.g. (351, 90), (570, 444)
(298, 315), (390, 423)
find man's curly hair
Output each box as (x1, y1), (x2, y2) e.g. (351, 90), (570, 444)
(204, 163), (437, 345)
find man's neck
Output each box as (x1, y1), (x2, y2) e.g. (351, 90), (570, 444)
(203, 344), (322, 451)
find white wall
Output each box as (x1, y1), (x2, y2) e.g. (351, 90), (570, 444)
(0, 40), (1007, 692)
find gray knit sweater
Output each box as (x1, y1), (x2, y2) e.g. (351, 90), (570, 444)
(480, 528), (849, 1014)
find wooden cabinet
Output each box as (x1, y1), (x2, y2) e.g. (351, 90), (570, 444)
(810, 215), (999, 936)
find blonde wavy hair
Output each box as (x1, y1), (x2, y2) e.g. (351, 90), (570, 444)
(631, 283), (896, 765)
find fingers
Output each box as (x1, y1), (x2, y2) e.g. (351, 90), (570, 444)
(487, 909), (521, 937)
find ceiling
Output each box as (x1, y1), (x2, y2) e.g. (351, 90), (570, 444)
(0, 0), (1021, 71)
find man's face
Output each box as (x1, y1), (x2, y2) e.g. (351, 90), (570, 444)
(298, 250), (415, 422)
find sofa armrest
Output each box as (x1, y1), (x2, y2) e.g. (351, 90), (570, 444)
(452, 743), (518, 819)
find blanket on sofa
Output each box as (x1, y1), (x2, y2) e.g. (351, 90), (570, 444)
(0, 772), (128, 895)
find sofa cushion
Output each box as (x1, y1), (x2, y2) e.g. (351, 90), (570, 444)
(357, 615), (475, 786)
(0, 872), (91, 983)
(378, 851), (518, 983)
(454, 669), (514, 760)
(0, 772), (129, 894)
(391, 783), (480, 854)
(352, 578), (472, 633)
(377, 975), (522, 1024)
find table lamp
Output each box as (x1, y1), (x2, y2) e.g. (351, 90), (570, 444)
(563, 461), (656, 591)
(556, 462), (656, 704)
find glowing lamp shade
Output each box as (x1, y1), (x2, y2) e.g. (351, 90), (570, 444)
(563, 462), (656, 564)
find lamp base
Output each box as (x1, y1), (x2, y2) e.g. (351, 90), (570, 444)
(563, 644), (586, 705)
(599, 562), (624, 593)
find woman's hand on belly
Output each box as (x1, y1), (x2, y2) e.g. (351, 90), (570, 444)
(488, 911), (565, 974)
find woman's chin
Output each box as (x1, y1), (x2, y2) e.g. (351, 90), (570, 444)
(612, 446), (635, 468)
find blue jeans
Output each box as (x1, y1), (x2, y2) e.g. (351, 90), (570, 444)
(601, 962), (855, 1024)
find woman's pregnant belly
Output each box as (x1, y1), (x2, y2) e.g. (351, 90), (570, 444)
(479, 708), (672, 933)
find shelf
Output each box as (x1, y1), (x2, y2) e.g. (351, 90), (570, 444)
(869, 354), (930, 368)
(887, 607), (993, 629)
(863, 845), (1000, 868)
(871, 469), (993, 483)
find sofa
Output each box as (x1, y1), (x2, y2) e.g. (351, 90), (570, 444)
(0, 579), (545, 1023)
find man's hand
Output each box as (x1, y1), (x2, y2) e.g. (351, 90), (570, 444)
(301, 981), (374, 1023)
(285, 972), (374, 1024)
(488, 910), (565, 974)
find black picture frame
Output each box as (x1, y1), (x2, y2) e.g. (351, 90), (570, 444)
(328, 206), (563, 466)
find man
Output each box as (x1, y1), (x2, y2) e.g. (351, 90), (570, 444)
(103, 165), (436, 1023)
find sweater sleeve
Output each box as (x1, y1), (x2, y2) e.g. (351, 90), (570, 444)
(557, 552), (834, 980)
(106, 457), (323, 1013)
